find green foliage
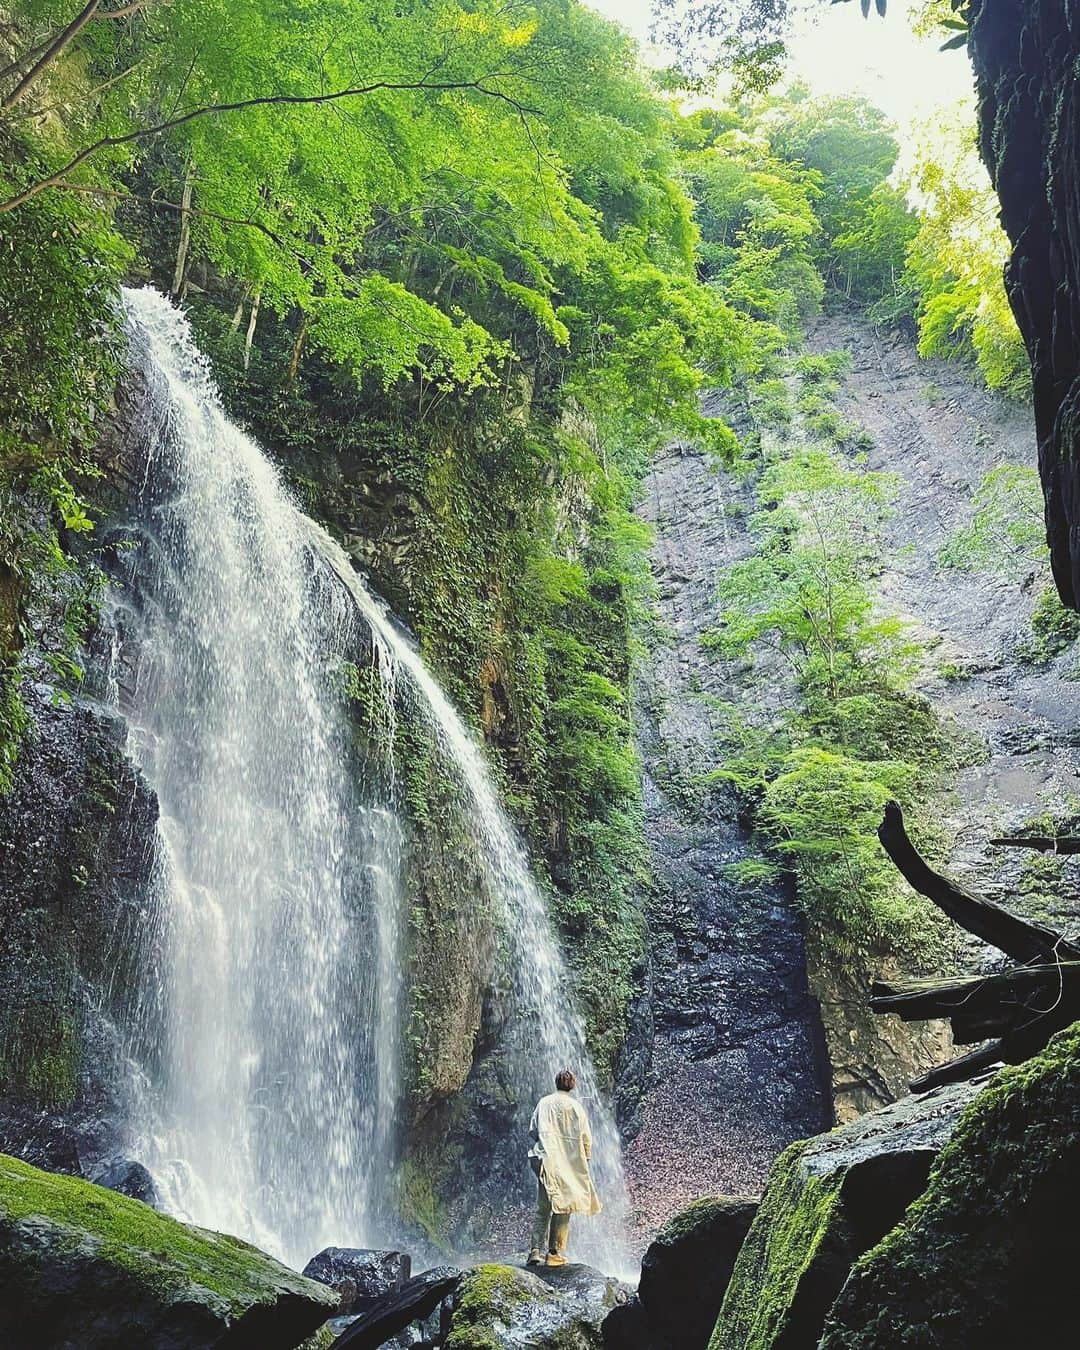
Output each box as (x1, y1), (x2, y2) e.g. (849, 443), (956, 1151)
(683, 117), (823, 343)
(1015, 587), (1080, 667)
(938, 464), (1045, 576)
(939, 465), (1070, 664)
(762, 89), (914, 307)
(903, 109), (1029, 397)
(2, 0), (740, 457)
(0, 183), (127, 787)
(705, 363), (951, 960)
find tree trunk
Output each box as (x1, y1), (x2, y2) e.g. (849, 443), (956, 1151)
(286, 314), (308, 387)
(170, 161), (194, 298)
(243, 285), (262, 372)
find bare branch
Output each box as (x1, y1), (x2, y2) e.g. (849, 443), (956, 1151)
(23, 57), (142, 119)
(40, 181), (289, 247)
(2, 1), (102, 114)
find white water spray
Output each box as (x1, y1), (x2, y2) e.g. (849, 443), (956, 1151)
(116, 286), (629, 1272)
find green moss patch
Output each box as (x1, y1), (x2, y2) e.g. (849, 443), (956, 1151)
(0, 1153), (338, 1312)
(446, 1265), (542, 1350)
(445, 1264), (602, 1350)
(710, 1143), (846, 1350)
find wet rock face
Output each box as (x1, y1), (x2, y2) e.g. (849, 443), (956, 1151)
(623, 441), (832, 1230)
(711, 1076), (990, 1350)
(0, 687), (159, 1176)
(970, 0), (1080, 609)
(91, 1159), (160, 1207)
(0, 1152), (339, 1350)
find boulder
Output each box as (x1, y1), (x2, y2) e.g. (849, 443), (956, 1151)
(302, 1247), (411, 1316)
(638, 1197), (757, 1350)
(92, 1158), (161, 1208)
(710, 1075), (992, 1350)
(602, 1296), (653, 1350)
(443, 1263), (621, 1350)
(820, 1021), (1080, 1349)
(532, 1262), (631, 1311)
(0, 1152), (339, 1349)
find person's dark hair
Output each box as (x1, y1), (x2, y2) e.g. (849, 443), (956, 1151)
(555, 1068), (576, 1092)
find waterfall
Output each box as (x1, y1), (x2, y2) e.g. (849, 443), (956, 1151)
(113, 286), (629, 1273)
(299, 523), (632, 1274)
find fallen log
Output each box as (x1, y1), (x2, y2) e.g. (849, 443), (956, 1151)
(330, 1267), (462, 1350)
(988, 835), (1080, 854)
(910, 1042), (1006, 1093)
(871, 962), (1080, 1041)
(877, 801), (1080, 963)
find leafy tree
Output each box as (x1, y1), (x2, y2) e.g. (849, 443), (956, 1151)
(705, 362), (951, 959)
(707, 445), (906, 700)
(903, 108), (1029, 397)
(762, 89), (913, 300)
(684, 119), (824, 339)
(832, 179), (917, 314)
(938, 464), (1045, 577)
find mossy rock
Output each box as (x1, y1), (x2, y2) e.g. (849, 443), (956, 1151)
(0, 1152), (339, 1348)
(820, 1020), (1080, 1348)
(445, 1263), (605, 1350)
(710, 1077), (989, 1350)
(634, 1196), (757, 1350)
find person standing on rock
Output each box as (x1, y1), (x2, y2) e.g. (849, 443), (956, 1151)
(526, 1068), (601, 1268)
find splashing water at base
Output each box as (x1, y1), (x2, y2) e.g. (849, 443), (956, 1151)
(116, 286), (631, 1274)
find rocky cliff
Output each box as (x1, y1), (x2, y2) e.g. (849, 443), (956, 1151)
(970, 0), (1080, 610)
(622, 307), (1080, 1186)
(821, 312), (1080, 935)
(623, 436), (832, 1234)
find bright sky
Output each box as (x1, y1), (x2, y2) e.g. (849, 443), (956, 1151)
(587, 0), (974, 134)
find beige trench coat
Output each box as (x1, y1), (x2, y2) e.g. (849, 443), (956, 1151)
(529, 1091), (602, 1216)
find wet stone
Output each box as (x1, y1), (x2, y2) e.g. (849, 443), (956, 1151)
(302, 1247), (412, 1317)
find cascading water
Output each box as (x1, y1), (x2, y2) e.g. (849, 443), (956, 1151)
(301, 524), (632, 1273)
(114, 287), (404, 1265)
(113, 286), (629, 1273)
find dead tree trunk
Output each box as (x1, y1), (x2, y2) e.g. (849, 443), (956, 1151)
(170, 161), (194, 298)
(243, 284), (262, 372)
(870, 802), (1080, 1091)
(877, 801), (1080, 964)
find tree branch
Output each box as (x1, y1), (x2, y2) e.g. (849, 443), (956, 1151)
(0, 76), (542, 214)
(2, 1), (102, 113)
(42, 181), (289, 247)
(0, 0), (154, 93)
(988, 835), (1080, 854)
(877, 800), (1080, 963)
